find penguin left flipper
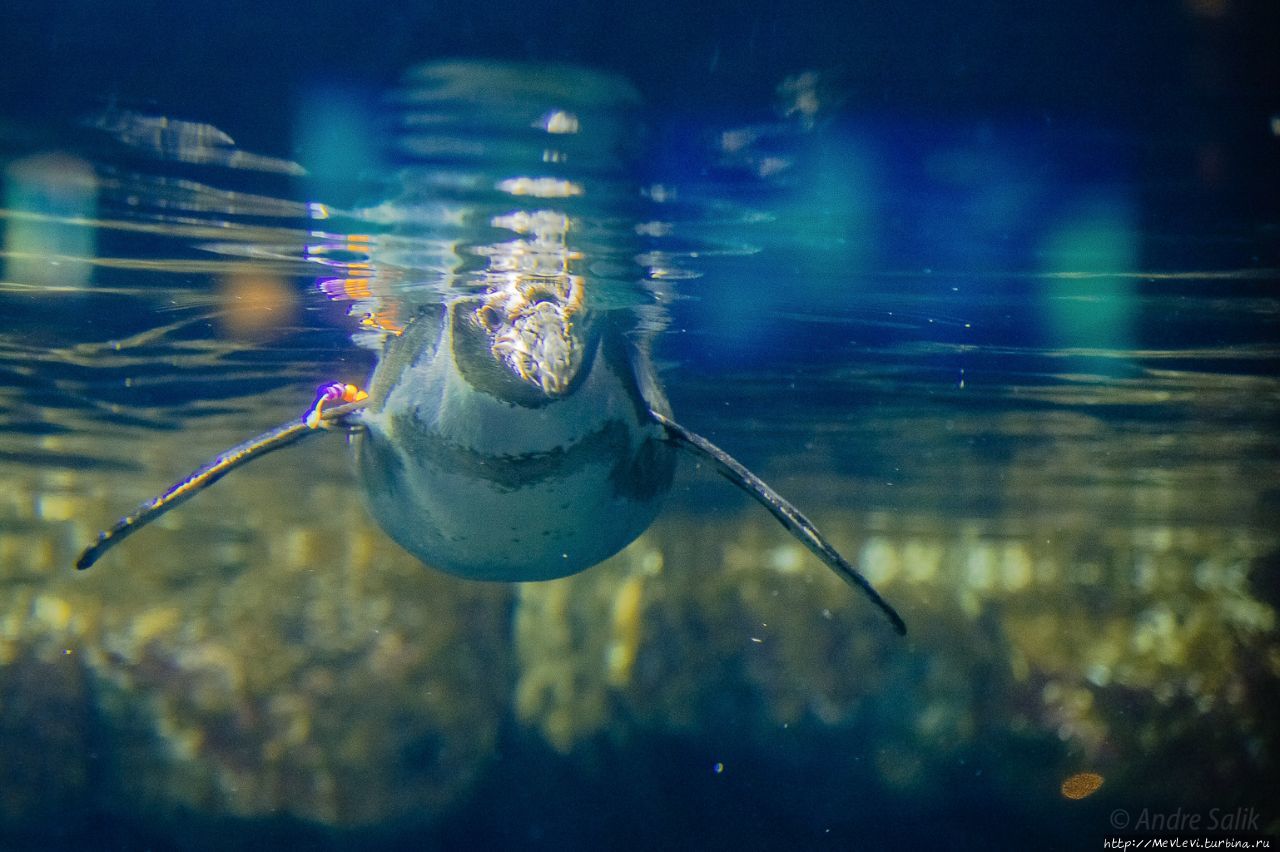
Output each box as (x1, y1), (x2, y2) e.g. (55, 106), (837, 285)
(652, 410), (907, 636)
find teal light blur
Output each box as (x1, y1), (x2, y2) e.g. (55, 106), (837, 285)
(294, 85), (381, 205)
(3, 153), (97, 288)
(698, 132), (880, 359)
(790, 133), (879, 284)
(1038, 192), (1138, 354)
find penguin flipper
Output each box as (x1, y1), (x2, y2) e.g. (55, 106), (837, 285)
(653, 410), (906, 635)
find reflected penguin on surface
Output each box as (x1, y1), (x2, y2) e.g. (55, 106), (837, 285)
(75, 61), (906, 635)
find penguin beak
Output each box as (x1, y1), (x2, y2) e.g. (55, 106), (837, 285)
(487, 298), (584, 397)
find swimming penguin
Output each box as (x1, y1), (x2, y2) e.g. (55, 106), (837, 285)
(75, 61), (906, 635)
(75, 293), (905, 634)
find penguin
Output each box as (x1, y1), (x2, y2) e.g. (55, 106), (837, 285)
(74, 292), (905, 635)
(75, 60), (906, 635)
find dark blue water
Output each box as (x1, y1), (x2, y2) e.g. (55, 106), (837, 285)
(1, 5), (1277, 851)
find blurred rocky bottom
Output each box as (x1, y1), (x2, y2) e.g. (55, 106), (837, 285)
(0, 454), (1277, 845)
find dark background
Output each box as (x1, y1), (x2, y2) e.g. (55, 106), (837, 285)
(1, 0), (1277, 216)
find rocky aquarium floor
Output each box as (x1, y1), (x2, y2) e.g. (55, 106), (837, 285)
(1, 406), (1277, 848)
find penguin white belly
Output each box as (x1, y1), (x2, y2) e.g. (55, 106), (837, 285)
(355, 435), (664, 581)
(354, 302), (675, 581)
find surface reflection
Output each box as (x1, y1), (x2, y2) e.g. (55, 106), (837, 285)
(333, 62), (679, 584)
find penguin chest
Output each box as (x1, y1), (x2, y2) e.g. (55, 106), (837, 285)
(353, 320), (674, 581)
